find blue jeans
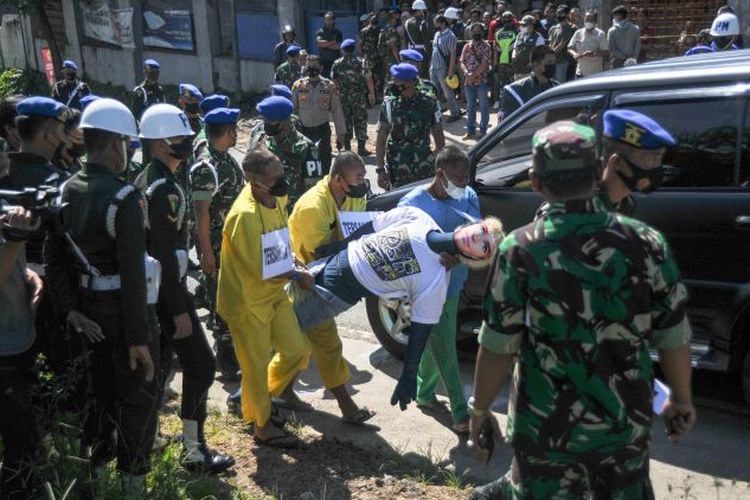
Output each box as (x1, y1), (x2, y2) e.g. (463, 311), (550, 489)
(430, 66), (460, 117)
(464, 83), (489, 135)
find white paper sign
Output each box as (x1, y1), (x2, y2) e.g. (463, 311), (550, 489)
(653, 378), (671, 415)
(339, 211), (377, 239)
(262, 228), (293, 280)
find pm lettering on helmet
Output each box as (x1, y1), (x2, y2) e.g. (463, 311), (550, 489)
(717, 21), (730, 32)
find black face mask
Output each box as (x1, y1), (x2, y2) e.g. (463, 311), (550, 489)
(503, 21), (513, 28)
(66, 73), (77, 81)
(616, 155), (664, 194)
(52, 140), (66, 163)
(167, 139), (193, 161)
(264, 122), (284, 136)
(306, 67), (320, 77)
(542, 64), (556, 79)
(391, 84), (405, 97)
(268, 177), (289, 197)
(472, 33), (483, 41)
(67, 144), (86, 159)
(185, 103), (200, 114)
(346, 182), (368, 199)
(343, 49), (355, 56)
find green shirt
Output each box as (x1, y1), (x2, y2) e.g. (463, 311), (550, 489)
(480, 199), (691, 457)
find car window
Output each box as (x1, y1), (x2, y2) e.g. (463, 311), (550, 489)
(616, 98), (741, 188)
(477, 105), (599, 173)
(742, 99), (750, 185)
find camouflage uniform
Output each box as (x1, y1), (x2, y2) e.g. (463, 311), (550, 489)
(275, 61), (302, 89)
(479, 123), (691, 499)
(189, 145), (245, 374)
(332, 55), (370, 144)
(378, 25), (401, 76)
(360, 23), (384, 100)
(377, 91), (441, 187)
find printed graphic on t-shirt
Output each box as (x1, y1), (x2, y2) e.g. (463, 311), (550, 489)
(362, 228), (421, 281)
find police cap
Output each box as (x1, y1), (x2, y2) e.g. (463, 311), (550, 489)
(204, 107), (240, 125)
(62, 60), (78, 70)
(390, 63), (418, 81)
(342, 39), (356, 51)
(79, 94), (101, 111)
(603, 110), (676, 149)
(286, 44), (302, 55)
(200, 94), (230, 114)
(399, 49), (424, 62)
(256, 96), (293, 122)
(16, 96), (69, 121)
(179, 83), (203, 101)
(271, 84), (293, 100)
(143, 59), (160, 69)
(532, 121), (597, 171)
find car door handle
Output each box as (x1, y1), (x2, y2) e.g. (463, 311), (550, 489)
(735, 216), (750, 230)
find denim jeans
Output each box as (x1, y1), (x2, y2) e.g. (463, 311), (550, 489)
(555, 62), (569, 83)
(464, 83), (489, 135)
(430, 66), (460, 117)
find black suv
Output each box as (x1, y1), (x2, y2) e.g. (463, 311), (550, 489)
(365, 50), (750, 406)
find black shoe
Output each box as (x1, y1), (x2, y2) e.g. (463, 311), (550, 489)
(227, 390), (242, 417)
(183, 444), (235, 474)
(357, 141), (372, 156)
(193, 283), (208, 310)
(469, 477), (507, 500)
(446, 115), (461, 123)
(188, 258), (200, 271)
(215, 334), (240, 380)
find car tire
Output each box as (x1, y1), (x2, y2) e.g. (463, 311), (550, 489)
(743, 347), (750, 408)
(365, 295), (411, 360)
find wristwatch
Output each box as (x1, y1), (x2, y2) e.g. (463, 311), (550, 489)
(467, 396), (488, 417)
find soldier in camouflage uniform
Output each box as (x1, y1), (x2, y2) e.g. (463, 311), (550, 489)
(275, 45), (303, 89)
(189, 107), (244, 380)
(375, 63), (444, 189)
(332, 39), (375, 156)
(468, 121), (696, 500)
(379, 10), (402, 77)
(251, 96), (322, 208)
(360, 14), (384, 102)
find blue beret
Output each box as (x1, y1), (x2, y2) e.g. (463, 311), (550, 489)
(204, 107), (240, 125)
(200, 94), (230, 114)
(143, 59), (160, 69)
(342, 39), (356, 50)
(79, 94), (101, 111)
(179, 83), (203, 100)
(271, 84), (293, 100)
(399, 49), (423, 62)
(603, 110), (676, 149)
(256, 96), (294, 122)
(16, 97), (68, 120)
(286, 44), (302, 55)
(390, 63), (418, 81)
(62, 60), (78, 70)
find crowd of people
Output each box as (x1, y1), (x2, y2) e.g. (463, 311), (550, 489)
(0, 0), (738, 498)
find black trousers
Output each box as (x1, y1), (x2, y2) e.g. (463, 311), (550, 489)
(299, 123), (332, 175)
(0, 351), (39, 499)
(80, 292), (160, 475)
(321, 59), (335, 79)
(156, 291), (216, 424)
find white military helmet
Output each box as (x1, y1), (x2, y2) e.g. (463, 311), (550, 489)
(445, 7), (460, 20)
(412, 0), (428, 11)
(79, 98), (137, 137)
(710, 13), (740, 36)
(139, 103), (194, 139)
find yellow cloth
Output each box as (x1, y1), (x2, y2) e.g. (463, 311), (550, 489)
(217, 184), (289, 325)
(288, 175), (367, 264)
(288, 176), (366, 388)
(227, 297), (310, 426)
(218, 185), (310, 426)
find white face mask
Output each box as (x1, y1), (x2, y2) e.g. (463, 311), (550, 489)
(612, 18), (621, 26)
(443, 175), (466, 200)
(584, 21), (595, 30)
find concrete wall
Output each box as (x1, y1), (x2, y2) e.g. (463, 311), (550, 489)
(240, 59), (274, 93)
(0, 15), (27, 69)
(82, 44), (138, 88)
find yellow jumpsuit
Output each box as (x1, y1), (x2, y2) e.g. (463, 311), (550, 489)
(217, 185), (310, 426)
(288, 176), (366, 389)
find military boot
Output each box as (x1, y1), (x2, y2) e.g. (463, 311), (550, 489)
(357, 140), (372, 157)
(182, 419), (235, 474)
(214, 331), (240, 381)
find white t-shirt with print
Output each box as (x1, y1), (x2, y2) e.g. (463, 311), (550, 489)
(348, 206), (449, 325)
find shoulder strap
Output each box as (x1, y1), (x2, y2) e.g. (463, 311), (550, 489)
(105, 184), (137, 238)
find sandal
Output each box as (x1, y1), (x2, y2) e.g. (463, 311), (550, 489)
(271, 396), (314, 413)
(452, 419), (470, 435)
(253, 431), (300, 449)
(416, 400), (450, 415)
(341, 407), (376, 426)
(270, 404), (287, 427)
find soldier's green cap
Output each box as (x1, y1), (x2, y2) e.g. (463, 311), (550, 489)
(532, 121), (597, 171)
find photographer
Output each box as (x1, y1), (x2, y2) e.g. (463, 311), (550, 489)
(0, 205), (43, 499)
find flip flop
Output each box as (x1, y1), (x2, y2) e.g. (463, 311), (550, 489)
(341, 407), (377, 426)
(416, 400), (450, 415)
(270, 405), (287, 427)
(253, 431), (300, 449)
(271, 396), (314, 413)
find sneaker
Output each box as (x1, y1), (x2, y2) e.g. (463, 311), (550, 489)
(462, 133), (476, 140)
(446, 115), (461, 124)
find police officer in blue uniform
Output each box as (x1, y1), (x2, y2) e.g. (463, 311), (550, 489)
(51, 60), (91, 111)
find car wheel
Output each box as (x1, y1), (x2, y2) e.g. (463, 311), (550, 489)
(365, 295), (411, 360)
(743, 347), (750, 408)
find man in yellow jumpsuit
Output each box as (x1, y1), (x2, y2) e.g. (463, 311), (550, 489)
(217, 147), (314, 448)
(288, 151), (376, 425)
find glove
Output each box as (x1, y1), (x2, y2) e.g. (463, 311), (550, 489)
(390, 371), (417, 411)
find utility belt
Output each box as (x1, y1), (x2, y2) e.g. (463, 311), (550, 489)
(79, 254), (162, 305)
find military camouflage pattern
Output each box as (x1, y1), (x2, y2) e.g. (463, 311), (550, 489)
(275, 61), (302, 89)
(378, 92), (441, 187)
(481, 199), (691, 496)
(532, 121), (597, 171)
(332, 55), (370, 142)
(378, 26), (401, 70)
(360, 23), (384, 99)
